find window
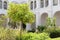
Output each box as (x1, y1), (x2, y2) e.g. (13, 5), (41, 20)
(40, 0), (44, 8)
(4, 1), (7, 9)
(30, 1), (33, 10)
(34, 1), (36, 9)
(45, 0), (48, 7)
(53, 0), (58, 6)
(0, 0), (2, 9)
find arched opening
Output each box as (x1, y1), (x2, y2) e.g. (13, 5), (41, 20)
(45, 0), (49, 7)
(4, 1), (7, 9)
(41, 13), (48, 25)
(0, 0), (2, 9)
(40, 0), (44, 8)
(34, 0), (36, 9)
(30, 1), (33, 10)
(54, 11), (60, 26)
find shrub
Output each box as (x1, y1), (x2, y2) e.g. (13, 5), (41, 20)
(0, 27), (16, 40)
(49, 28), (60, 38)
(15, 29), (20, 40)
(0, 27), (51, 40)
(21, 32), (50, 40)
(46, 17), (56, 27)
(44, 27), (55, 33)
(0, 27), (20, 40)
(37, 25), (46, 32)
(28, 29), (35, 33)
(44, 27), (60, 38)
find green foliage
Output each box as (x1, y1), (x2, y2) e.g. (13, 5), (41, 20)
(15, 29), (20, 40)
(44, 27), (60, 38)
(46, 17), (51, 27)
(8, 21), (17, 28)
(51, 37), (60, 40)
(1, 27), (60, 40)
(44, 27), (56, 33)
(46, 17), (56, 27)
(52, 17), (56, 27)
(28, 30), (35, 33)
(0, 28), (15, 40)
(37, 25), (46, 32)
(21, 32), (50, 40)
(8, 3), (35, 24)
(49, 28), (60, 38)
(0, 15), (7, 27)
(0, 27), (20, 40)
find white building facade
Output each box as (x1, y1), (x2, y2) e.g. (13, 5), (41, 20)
(0, 0), (60, 30)
(29, 0), (60, 28)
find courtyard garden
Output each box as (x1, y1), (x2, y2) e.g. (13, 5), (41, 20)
(0, 3), (60, 40)
(0, 27), (60, 40)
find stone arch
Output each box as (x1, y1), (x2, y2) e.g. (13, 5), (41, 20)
(41, 13), (48, 25)
(4, 1), (7, 9)
(54, 11), (60, 26)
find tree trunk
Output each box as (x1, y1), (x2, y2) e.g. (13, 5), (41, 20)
(20, 21), (23, 40)
(13, 22), (17, 29)
(20, 22), (23, 30)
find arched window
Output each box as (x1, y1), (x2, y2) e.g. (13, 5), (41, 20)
(30, 1), (33, 10)
(0, 0), (2, 9)
(53, 0), (58, 6)
(45, 0), (48, 7)
(4, 1), (7, 9)
(34, 1), (36, 9)
(40, 0), (44, 8)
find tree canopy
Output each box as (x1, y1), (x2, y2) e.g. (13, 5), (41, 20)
(7, 3), (35, 24)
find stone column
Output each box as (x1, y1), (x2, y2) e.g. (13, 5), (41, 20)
(36, 0), (40, 9)
(33, 0), (34, 10)
(35, 12), (41, 28)
(44, 0), (45, 8)
(58, 0), (59, 6)
(49, 0), (52, 7)
(2, 0), (4, 9)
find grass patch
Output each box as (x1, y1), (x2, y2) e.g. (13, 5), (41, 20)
(51, 37), (60, 40)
